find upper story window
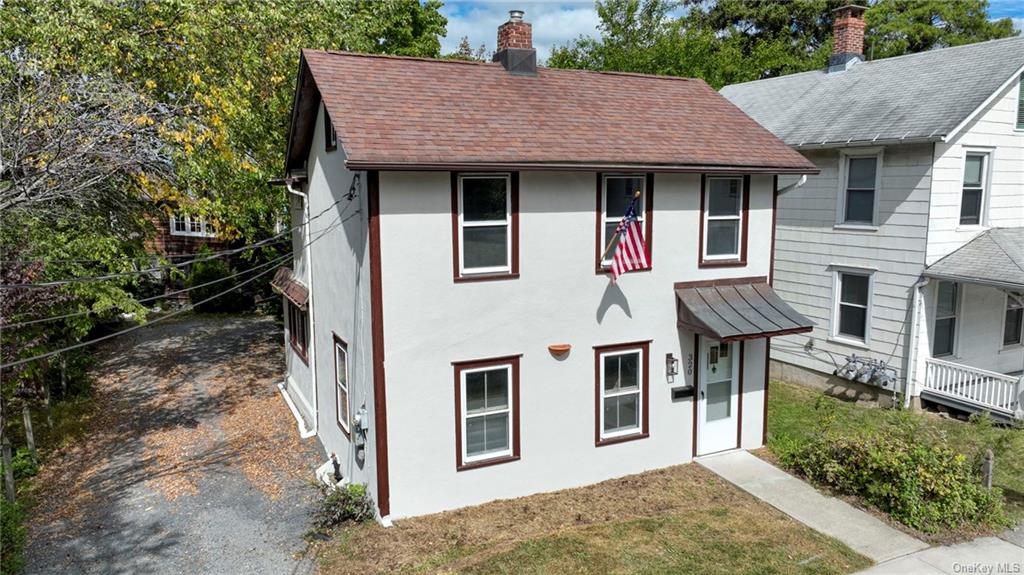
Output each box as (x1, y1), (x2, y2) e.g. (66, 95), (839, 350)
(324, 106), (337, 151)
(702, 176), (746, 263)
(1004, 293), (1023, 348)
(595, 341), (650, 446)
(287, 300), (309, 362)
(834, 270), (872, 344)
(600, 175), (647, 268)
(334, 336), (350, 435)
(169, 215), (216, 238)
(840, 154), (879, 225)
(959, 153), (988, 226)
(1017, 75), (1023, 130)
(454, 355), (521, 470)
(454, 173), (518, 280)
(933, 281), (958, 357)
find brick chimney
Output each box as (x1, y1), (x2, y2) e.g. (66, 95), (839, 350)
(493, 10), (536, 76)
(829, 5), (867, 73)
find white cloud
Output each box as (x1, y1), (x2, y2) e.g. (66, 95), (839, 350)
(440, 1), (601, 62)
(1013, 17), (1024, 33)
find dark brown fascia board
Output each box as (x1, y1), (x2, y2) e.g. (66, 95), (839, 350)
(345, 160), (820, 175)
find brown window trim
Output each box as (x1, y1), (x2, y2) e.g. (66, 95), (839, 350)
(451, 172), (520, 283)
(332, 333), (351, 439)
(593, 340), (651, 447)
(595, 173), (655, 274)
(324, 106), (337, 151)
(698, 174), (750, 268)
(453, 354), (522, 471)
(287, 300), (309, 365)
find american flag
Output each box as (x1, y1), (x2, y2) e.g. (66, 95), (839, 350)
(609, 195), (649, 281)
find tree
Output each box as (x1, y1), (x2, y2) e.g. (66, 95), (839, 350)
(865, 0), (1017, 59)
(446, 36), (488, 61)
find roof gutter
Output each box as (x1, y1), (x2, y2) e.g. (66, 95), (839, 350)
(792, 136), (942, 150)
(343, 160), (819, 175)
(921, 271), (1024, 292)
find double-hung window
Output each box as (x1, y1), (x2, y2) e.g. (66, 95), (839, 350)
(454, 356), (520, 470)
(334, 336), (350, 434)
(703, 176), (745, 261)
(841, 155), (878, 225)
(1003, 293), (1023, 348)
(835, 271), (871, 343)
(600, 174), (647, 267)
(595, 342), (649, 445)
(169, 214), (216, 238)
(457, 174), (514, 277)
(287, 300), (309, 361)
(933, 281), (958, 357)
(959, 153), (988, 226)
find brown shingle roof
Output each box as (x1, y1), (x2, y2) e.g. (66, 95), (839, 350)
(286, 50), (817, 174)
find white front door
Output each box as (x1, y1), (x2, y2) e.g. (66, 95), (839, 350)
(697, 337), (740, 456)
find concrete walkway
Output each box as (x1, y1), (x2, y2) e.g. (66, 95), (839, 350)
(697, 450), (928, 562)
(856, 537), (1022, 574)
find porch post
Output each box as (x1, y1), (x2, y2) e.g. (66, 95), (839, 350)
(1015, 375), (1024, 421)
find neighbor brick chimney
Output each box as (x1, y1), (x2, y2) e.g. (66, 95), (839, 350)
(493, 10), (536, 75)
(829, 5), (867, 73)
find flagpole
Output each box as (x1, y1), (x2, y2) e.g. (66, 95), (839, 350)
(599, 190), (642, 262)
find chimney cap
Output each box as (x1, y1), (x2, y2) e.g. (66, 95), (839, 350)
(831, 4), (867, 15)
(508, 9), (525, 22)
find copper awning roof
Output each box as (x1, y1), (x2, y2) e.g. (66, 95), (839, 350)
(675, 281), (813, 342)
(270, 267), (309, 311)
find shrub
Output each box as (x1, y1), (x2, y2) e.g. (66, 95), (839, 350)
(1, 498), (27, 575)
(780, 425), (1011, 533)
(187, 255), (251, 313)
(312, 483), (375, 530)
(9, 449), (37, 482)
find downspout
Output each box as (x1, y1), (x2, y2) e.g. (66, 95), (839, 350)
(286, 180), (318, 438)
(904, 277), (930, 409)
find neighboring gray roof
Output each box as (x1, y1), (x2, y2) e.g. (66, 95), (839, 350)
(675, 282), (814, 342)
(720, 36), (1024, 148)
(925, 228), (1024, 290)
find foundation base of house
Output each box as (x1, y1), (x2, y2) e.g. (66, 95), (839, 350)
(769, 359), (895, 408)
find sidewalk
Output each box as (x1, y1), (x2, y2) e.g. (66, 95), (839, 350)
(697, 450), (928, 562)
(856, 537), (1022, 574)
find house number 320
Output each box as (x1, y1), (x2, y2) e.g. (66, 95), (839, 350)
(686, 354), (693, 376)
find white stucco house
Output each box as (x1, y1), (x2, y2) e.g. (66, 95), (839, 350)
(721, 7), (1024, 421)
(271, 12), (818, 522)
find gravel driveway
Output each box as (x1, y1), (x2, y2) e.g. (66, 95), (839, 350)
(25, 315), (322, 575)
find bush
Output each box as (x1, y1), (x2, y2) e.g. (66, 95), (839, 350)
(187, 256), (251, 313)
(779, 423), (1011, 533)
(1, 498), (27, 575)
(311, 483), (375, 530)
(9, 449), (37, 482)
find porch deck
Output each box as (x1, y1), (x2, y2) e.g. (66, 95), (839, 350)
(921, 358), (1023, 422)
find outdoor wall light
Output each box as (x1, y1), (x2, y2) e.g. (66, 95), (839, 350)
(665, 353), (679, 377)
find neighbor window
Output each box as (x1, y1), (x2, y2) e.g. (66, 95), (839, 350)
(959, 153), (988, 226)
(842, 156), (878, 224)
(169, 215), (216, 238)
(287, 300), (309, 361)
(324, 106), (337, 151)
(334, 337), (350, 434)
(1017, 75), (1023, 130)
(595, 342), (649, 445)
(933, 281), (958, 357)
(457, 174), (513, 276)
(1004, 293), (1023, 347)
(703, 176), (745, 260)
(600, 174), (647, 267)
(835, 271), (871, 342)
(455, 356), (520, 469)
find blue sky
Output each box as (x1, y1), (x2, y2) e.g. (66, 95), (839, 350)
(440, 0), (1024, 62)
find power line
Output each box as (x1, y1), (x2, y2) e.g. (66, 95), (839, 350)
(1, 189), (358, 288)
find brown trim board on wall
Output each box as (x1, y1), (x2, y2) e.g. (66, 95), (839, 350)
(368, 170), (390, 518)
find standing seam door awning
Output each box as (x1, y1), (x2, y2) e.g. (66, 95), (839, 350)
(675, 282), (814, 342)
(270, 267), (310, 311)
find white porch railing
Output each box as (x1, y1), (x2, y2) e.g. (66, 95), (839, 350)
(923, 357), (1022, 418)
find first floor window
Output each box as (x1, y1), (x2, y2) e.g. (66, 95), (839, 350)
(455, 356), (519, 469)
(960, 153), (987, 226)
(458, 174), (512, 275)
(842, 155), (878, 224)
(596, 342), (649, 444)
(601, 174), (647, 266)
(1004, 293), (1023, 347)
(703, 176), (744, 259)
(933, 281), (958, 357)
(334, 337), (350, 433)
(287, 300), (309, 360)
(836, 271), (871, 341)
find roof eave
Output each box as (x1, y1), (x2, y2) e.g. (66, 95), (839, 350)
(922, 271), (1024, 292)
(344, 160), (820, 175)
(791, 135), (943, 150)
(941, 62), (1024, 143)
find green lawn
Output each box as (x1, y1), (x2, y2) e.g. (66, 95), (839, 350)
(315, 464), (870, 575)
(765, 380), (1024, 523)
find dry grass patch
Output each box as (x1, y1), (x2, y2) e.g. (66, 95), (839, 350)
(315, 464), (871, 575)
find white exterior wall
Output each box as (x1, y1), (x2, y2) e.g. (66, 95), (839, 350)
(377, 171), (773, 519)
(927, 75), (1024, 265)
(771, 144), (933, 383)
(283, 186), (315, 424)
